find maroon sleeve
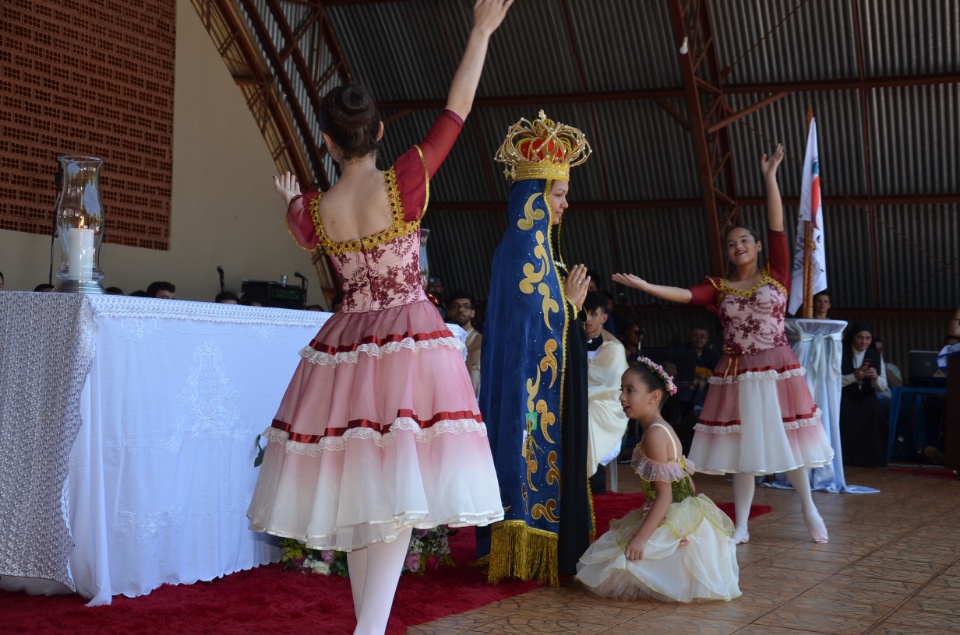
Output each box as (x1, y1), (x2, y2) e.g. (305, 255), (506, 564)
(285, 192), (320, 251)
(688, 277), (722, 315)
(766, 230), (790, 291)
(394, 110), (464, 222)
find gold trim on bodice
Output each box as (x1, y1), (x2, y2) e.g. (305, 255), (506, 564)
(309, 166), (421, 256)
(716, 268), (787, 301)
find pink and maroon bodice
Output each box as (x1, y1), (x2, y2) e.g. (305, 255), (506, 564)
(688, 230), (793, 356)
(328, 229), (427, 312)
(716, 278), (789, 355)
(281, 110), (464, 313)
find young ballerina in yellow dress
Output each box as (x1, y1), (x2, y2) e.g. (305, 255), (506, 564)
(576, 358), (741, 602)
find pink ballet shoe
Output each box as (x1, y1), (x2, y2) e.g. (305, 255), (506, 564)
(732, 528), (750, 545)
(806, 514), (828, 544)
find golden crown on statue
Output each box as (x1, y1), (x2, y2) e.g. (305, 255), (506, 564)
(495, 110), (591, 182)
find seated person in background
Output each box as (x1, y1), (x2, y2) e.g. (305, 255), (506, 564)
(873, 337), (903, 394)
(426, 276), (447, 320)
(239, 294), (263, 307)
(447, 291), (482, 396)
(812, 290), (832, 319)
(104, 286), (124, 295)
(34, 283), (54, 292)
(676, 326), (718, 414)
(147, 281), (176, 299)
(925, 309), (960, 464)
(584, 291), (629, 495)
(130, 290), (148, 297)
(839, 323), (888, 467)
(0, 271), (4, 290)
(621, 321), (644, 362)
(215, 291), (239, 304)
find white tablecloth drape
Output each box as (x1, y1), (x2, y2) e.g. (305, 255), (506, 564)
(766, 318), (878, 494)
(0, 294), (472, 605)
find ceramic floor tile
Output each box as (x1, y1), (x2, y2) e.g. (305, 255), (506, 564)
(778, 594), (893, 621)
(752, 606), (879, 634)
(880, 606), (960, 630)
(609, 613), (743, 635)
(411, 469), (960, 635)
(468, 612), (613, 634)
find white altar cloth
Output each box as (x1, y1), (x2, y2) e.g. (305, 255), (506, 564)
(0, 294), (336, 605)
(767, 318), (877, 493)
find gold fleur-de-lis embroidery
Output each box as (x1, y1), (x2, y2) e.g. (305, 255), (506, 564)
(516, 192), (545, 231)
(532, 498), (560, 522)
(539, 339), (559, 388)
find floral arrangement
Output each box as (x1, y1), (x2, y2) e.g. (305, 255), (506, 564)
(279, 526), (456, 577)
(635, 356), (678, 395)
(279, 540), (349, 577)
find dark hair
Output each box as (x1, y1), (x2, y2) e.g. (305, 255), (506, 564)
(586, 270), (602, 289)
(215, 291), (239, 303)
(147, 281), (175, 297)
(725, 224), (760, 244)
(845, 322), (876, 348)
(448, 290), (475, 307)
(813, 290), (831, 300)
(319, 84), (381, 161)
(130, 290), (148, 297)
(33, 283), (54, 292)
(583, 291), (607, 313)
(625, 362), (671, 410)
(104, 286), (124, 295)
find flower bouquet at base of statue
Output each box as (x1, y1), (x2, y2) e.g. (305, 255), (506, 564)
(279, 525), (457, 577)
(402, 525), (456, 575)
(279, 540), (349, 577)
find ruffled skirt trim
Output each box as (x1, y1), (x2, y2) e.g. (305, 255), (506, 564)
(246, 301), (504, 551)
(689, 345), (835, 475)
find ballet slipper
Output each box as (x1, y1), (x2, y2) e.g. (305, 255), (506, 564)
(806, 513), (828, 544)
(732, 528), (750, 545)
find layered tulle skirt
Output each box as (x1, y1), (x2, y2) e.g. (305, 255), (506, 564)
(689, 344), (835, 475)
(576, 495), (740, 602)
(246, 300), (503, 551)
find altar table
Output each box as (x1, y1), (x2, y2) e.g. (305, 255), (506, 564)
(0, 293), (463, 605)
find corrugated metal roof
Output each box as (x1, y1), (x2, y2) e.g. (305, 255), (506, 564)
(246, 0), (960, 316)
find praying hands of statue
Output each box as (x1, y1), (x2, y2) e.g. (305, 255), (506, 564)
(273, 171), (302, 207)
(564, 264), (590, 312)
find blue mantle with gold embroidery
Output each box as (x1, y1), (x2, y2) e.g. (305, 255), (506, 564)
(478, 178), (567, 584)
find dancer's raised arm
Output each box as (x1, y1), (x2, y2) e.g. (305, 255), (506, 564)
(445, 0), (514, 120)
(760, 143), (785, 233)
(611, 273), (692, 304)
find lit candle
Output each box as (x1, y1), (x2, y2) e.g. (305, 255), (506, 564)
(68, 219), (95, 280)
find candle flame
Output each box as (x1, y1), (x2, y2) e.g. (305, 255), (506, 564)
(79, 217), (85, 229)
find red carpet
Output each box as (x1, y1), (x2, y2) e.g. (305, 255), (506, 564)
(1, 493), (768, 634)
(889, 466), (960, 480)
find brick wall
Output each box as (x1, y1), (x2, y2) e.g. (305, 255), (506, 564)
(0, 0), (176, 249)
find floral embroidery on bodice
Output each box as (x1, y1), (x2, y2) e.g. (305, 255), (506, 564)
(717, 273), (789, 355)
(310, 168), (427, 313)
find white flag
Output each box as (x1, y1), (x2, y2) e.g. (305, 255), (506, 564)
(788, 118), (827, 315)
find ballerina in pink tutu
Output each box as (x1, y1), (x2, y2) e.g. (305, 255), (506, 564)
(612, 144), (833, 546)
(246, 2), (513, 633)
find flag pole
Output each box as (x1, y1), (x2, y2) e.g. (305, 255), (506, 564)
(802, 105), (814, 319)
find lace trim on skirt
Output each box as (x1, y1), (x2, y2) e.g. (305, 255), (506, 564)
(708, 366), (805, 384)
(693, 411), (820, 435)
(263, 416), (487, 454)
(299, 336), (464, 365)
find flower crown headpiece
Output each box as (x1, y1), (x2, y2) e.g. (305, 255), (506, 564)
(635, 356), (678, 396)
(495, 110), (591, 183)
